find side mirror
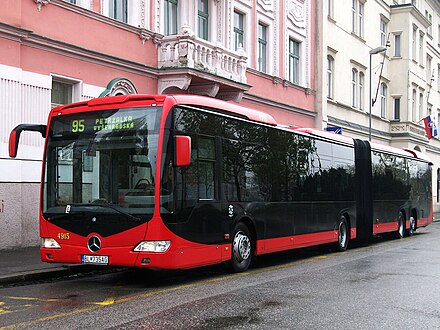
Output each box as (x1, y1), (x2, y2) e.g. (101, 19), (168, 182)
(9, 124), (47, 158)
(175, 135), (191, 167)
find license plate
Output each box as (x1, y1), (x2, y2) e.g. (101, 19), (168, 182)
(81, 255), (109, 265)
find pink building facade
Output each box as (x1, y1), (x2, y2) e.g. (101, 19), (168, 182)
(0, 0), (315, 249)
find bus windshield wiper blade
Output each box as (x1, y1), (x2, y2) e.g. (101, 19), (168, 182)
(47, 211), (86, 221)
(70, 203), (142, 223)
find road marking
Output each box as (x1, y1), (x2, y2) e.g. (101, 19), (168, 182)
(0, 301), (12, 316)
(0, 253), (337, 329)
(0, 232), (427, 329)
(6, 297), (62, 302)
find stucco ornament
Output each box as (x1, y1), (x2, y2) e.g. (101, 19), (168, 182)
(287, 0), (306, 29)
(35, 0), (50, 11)
(99, 78), (138, 97)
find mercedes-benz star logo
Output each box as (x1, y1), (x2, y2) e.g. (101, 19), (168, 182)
(87, 236), (101, 253)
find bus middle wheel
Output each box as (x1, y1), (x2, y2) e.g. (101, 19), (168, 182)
(230, 223), (253, 273)
(336, 216), (349, 252)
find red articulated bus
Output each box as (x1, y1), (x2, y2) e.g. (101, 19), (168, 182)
(9, 94), (433, 272)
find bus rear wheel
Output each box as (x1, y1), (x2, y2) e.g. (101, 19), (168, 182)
(397, 212), (405, 239)
(407, 216), (416, 237)
(336, 216), (349, 252)
(230, 223), (253, 273)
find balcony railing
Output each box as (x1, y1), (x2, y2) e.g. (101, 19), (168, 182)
(158, 34), (248, 84)
(391, 121), (427, 137)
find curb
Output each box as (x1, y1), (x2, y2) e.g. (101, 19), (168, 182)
(0, 265), (104, 286)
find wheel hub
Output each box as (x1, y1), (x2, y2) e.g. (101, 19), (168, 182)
(339, 223), (347, 247)
(233, 232), (251, 262)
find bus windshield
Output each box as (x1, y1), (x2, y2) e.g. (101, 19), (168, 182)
(42, 106), (162, 218)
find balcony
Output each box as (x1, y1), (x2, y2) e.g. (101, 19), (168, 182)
(390, 121), (427, 139)
(157, 32), (249, 102)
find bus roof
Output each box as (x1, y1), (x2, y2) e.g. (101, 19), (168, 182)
(52, 94), (278, 127)
(293, 128), (355, 146)
(403, 148), (433, 163)
(170, 95), (278, 126)
(49, 94), (431, 164)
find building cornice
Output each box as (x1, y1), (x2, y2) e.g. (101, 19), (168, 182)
(243, 93), (316, 121)
(390, 4), (431, 29)
(0, 22), (158, 79)
(36, 0), (162, 45)
(247, 67), (314, 95)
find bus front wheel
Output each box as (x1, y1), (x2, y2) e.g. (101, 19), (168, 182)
(230, 223), (253, 273)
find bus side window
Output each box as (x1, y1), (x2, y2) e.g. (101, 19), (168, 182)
(175, 135), (216, 210)
(195, 137), (216, 200)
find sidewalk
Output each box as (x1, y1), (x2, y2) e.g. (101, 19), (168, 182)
(0, 246), (100, 286)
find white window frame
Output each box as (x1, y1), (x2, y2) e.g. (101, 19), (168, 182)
(393, 97), (401, 121)
(257, 21), (268, 73)
(393, 32), (401, 57)
(232, 3), (251, 59)
(425, 10), (433, 36)
(351, 0), (364, 38)
(327, 55), (334, 99)
(288, 38), (300, 84)
(352, 68), (358, 108)
(359, 72), (364, 110)
(50, 75), (82, 108)
(412, 26), (417, 61)
(328, 0), (333, 19)
(380, 18), (387, 47)
(109, 0), (128, 23)
(412, 88), (417, 122)
(234, 10), (245, 51)
(198, 0), (209, 41)
(427, 55), (432, 84)
(380, 82), (387, 118)
(164, 0), (179, 35)
(438, 64), (440, 92)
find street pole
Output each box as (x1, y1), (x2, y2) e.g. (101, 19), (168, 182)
(369, 46), (387, 141)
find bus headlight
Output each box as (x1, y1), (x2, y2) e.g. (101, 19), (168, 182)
(41, 238), (61, 249)
(134, 241), (171, 253)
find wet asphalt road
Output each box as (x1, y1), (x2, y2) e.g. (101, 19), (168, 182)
(1, 222), (440, 330)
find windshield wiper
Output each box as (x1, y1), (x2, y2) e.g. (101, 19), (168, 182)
(47, 211), (86, 221)
(72, 203), (142, 223)
(48, 203), (142, 223)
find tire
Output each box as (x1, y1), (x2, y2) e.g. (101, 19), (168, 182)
(230, 223), (253, 273)
(336, 216), (349, 252)
(397, 211), (405, 239)
(407, 216), (416, 237)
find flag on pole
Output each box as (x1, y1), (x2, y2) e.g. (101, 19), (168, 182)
(423, 114), (438, 139)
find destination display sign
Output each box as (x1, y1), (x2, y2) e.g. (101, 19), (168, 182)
(70, 115), (134, 133)
(50, 107), (160, 137)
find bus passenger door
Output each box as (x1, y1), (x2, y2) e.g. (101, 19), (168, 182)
(172, 135), (224, 263)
